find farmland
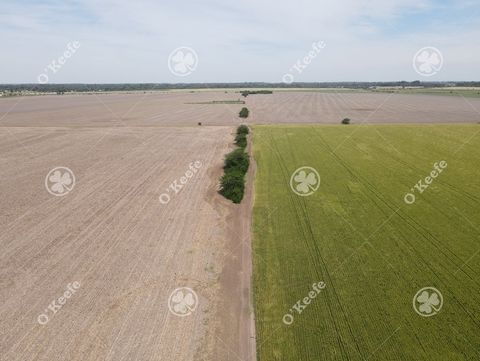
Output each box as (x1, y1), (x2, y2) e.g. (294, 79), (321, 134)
(252, 125), (480, 361)
(1, 91), (479, 361)
(0, 122), (255, 361)
(2, 90), (480, 127)
(370, 87), (480, 98)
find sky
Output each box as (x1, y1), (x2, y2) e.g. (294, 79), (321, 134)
(1, 0), (479, 83)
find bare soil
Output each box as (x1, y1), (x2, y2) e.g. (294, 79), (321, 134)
(1, 90), (479, 128)
(0, 124), (252, 361)
(212, 129), (256, 361)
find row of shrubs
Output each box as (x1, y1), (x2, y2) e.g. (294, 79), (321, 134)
(219, 125), (250, 203)
(235, 125), (248, 148)
(240, 90), (273, 97)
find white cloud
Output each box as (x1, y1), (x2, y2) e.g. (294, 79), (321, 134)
(0, 0), (478, 82)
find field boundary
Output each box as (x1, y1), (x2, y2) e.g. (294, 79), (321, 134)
(214, 127), (257, 361)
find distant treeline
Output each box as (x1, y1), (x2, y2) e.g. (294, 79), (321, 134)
(1, 81), (480, 93)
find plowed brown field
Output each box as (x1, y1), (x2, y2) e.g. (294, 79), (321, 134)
(1, 91), (478, 127)
(0, 118), (255, 360)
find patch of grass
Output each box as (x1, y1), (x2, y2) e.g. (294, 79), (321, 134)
(253, 124), (480, 361)
(219, 126), (250, 203)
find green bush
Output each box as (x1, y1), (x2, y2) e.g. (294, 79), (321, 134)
(219, 170), (245, 204)
(235, 125), (249, 148)
(342, 118), (351, 125)
(237, 124), (249, 135)
(224, 148), (249, 174)
(235, 133), (247, 148)
(239, 107), (249, 118)
(219, 125), (251, 203)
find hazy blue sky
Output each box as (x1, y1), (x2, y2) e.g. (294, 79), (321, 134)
(1, 0), (479, 83)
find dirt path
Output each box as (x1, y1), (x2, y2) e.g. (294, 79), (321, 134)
(211, 129), (257, 361)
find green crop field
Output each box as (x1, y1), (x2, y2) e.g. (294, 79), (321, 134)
(252, 125), (480, 361)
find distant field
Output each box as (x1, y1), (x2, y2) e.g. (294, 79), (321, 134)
(2, 91), (480, 127)
(371, 87), (480, 98)
(252, 125), (480, 361)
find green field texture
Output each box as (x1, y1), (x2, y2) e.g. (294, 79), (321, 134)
(252, 124), (480, 361)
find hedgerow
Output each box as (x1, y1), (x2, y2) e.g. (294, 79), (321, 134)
(219, 125), (250, 203)
(235, 133), (247, 148)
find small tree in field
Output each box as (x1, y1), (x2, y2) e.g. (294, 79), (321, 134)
(239, 107), (249, 118)
(342, 118), (351, 125)
(237, 125), (249, 135)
